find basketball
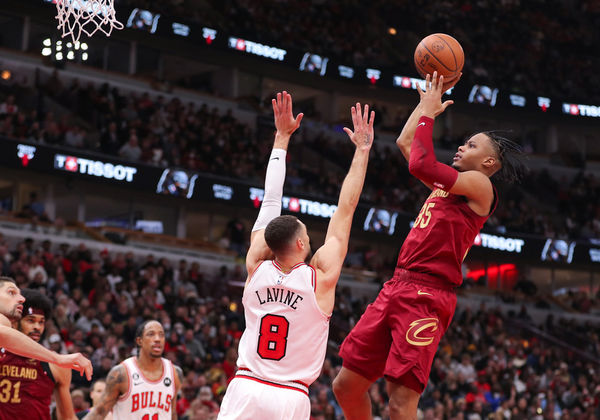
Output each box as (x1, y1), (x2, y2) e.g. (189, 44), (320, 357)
(414, 33), (464, 83)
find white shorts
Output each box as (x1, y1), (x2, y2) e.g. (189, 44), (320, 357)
(218, 375), (310, 420)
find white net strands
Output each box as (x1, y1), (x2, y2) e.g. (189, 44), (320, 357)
(55, 0), (124, 43)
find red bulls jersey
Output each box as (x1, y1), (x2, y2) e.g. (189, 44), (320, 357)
(0, 349), (55, 420)
(396, 188), (497, 286)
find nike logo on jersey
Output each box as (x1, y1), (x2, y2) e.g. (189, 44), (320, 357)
(270, 157), (280, 160)
(417, 122), (426, 127)
(417, 290), (433, 296)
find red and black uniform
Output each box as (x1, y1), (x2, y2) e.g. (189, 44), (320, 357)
(0, 349), (56, 420)
(340, 116), (498, 393)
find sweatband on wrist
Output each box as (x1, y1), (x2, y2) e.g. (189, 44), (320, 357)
(252, 148), (287, 232)
(409, 116), (458, 190)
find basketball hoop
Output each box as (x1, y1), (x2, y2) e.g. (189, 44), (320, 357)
(55, 0), (124, 43)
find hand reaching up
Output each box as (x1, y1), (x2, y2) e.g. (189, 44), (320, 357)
(343, 103), (375, 152)
(272, 91), (303, 138)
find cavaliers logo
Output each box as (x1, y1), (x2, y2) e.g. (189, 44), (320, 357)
(405, 317), (439, 346)
(164, 377), (171, 387)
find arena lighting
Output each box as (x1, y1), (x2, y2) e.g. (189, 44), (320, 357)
(388, 27), (397, 35)
(466, 264), (517, 281)
(41, 37), (89, 61)
(0, 70), (11, 80)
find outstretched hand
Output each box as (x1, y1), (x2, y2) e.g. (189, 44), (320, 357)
(343, 103), (375, 151)
(417, 71), (455, 119)
(57, 352), (93, 381)
(272, 91), (303, 137)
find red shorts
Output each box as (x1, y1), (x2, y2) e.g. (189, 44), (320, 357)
(339, 268), (456, 393)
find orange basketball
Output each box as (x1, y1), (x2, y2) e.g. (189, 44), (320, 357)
(414, 33), (464, 82)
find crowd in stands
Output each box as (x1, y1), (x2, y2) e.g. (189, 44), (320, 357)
(0, 74), (599, 241)
(116, 0), (600, 103)
(2, 233), (600, 419)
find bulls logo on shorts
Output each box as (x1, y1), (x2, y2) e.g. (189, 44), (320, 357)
(405, 317), (439, 346)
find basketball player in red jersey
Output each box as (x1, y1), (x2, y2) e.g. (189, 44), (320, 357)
(0, 277), (92, 379)
(83, 320), (182, 420)
(0, 289), (78, 420)
(333, 72), (524, 420)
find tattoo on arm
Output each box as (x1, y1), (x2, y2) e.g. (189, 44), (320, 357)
(172, 365), (183, 419)
(83, 365), (126, 420)
(175, 365), (183, 385)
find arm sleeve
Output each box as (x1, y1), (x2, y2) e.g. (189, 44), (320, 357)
(252, 148), (287, 232)
(408, 116), (458, 190)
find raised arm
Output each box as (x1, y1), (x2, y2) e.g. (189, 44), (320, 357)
(82, 365), (128, 420)
(245, 91), (303, 280)
(0, 319), (92, 380)
(310, 103), (374, 314)
(410, 72), (493, 214)
(396, 102), (424, 162)
(397, 74), (461, 189)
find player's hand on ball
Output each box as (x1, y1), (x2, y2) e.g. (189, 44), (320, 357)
(57, 352), (93, 381)
(344, 103), (375, 151)
(272, 91), (303, 137)
(417, 71), (455, 118)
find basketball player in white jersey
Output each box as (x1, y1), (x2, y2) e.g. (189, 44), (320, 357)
(218, 91), (374, 420)
(83, 320), (182, 420)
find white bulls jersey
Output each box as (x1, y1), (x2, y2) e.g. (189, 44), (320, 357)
(112, 357), (176, 420)
(237, 260), (330, 385)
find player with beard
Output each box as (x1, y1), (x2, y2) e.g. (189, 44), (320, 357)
(0, 277), (92, 379)
(0, 289), (78, 419)
(83, 320), (182, 420)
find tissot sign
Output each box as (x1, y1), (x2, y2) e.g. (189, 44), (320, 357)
(249, 187), (337, 219)
(473, 233), (525, 253)
(54, 154), (138, 182)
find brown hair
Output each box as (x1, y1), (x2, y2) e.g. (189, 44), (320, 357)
(264, 215), (302, 254)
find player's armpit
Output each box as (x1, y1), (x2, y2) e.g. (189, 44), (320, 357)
(82, 365), (127, 420)
(448, 170), (494, 216)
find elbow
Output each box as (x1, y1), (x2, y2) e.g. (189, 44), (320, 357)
(408, 159), (424, 177)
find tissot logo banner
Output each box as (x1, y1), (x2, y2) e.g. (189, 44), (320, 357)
(249, 187), (337, 219)
(562, 102), (600, 117)
(393, 75), (454, 94)
(473, 233), (525, 253)
(54, 154), (138, 182)
(228, 37), (287, 61)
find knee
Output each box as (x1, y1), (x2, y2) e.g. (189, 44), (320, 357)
(388, 395), (417, 420)
(332, 373), (362, 403)
(332, 374), (349, 400)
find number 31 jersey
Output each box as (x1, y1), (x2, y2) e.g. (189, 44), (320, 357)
(237, 260), (330, 386)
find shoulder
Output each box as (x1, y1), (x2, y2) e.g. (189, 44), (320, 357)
(106, 363), (129, 394)
(0, 314), (10, 327)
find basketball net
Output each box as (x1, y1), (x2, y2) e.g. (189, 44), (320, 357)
(55, 0), (124, 43)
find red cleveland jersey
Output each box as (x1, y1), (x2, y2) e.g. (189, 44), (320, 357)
(0, 349), (55, 420)
(396, 187), (497, 286)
